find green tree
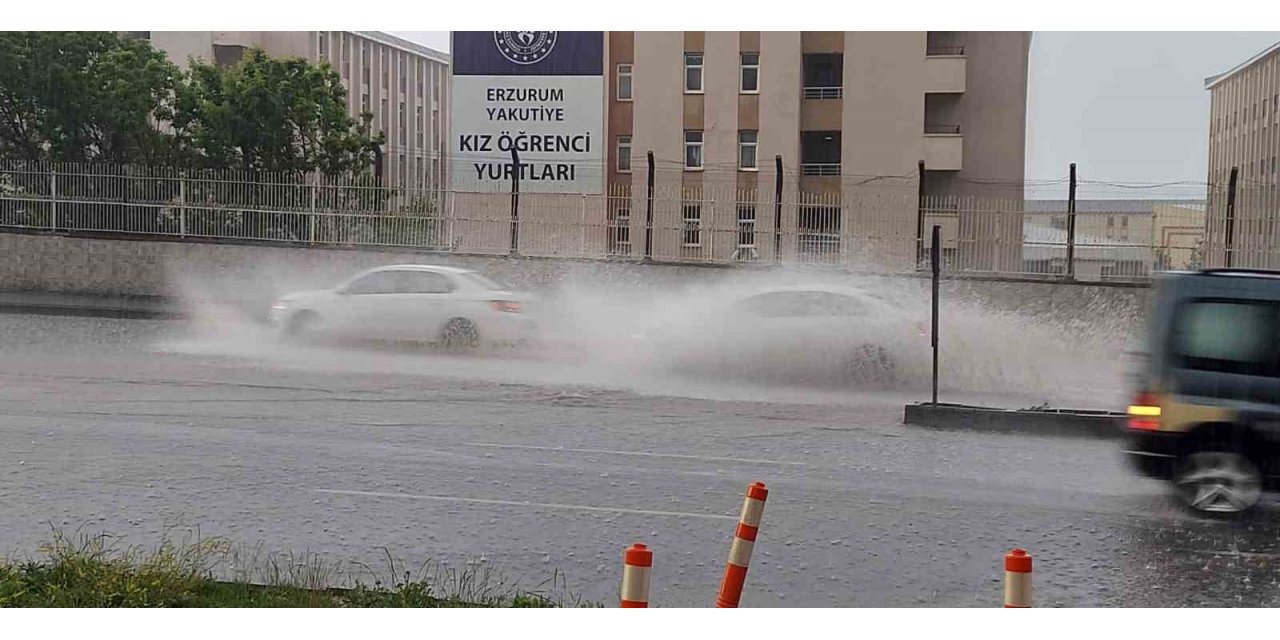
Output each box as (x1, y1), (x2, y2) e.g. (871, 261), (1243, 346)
(0, 31), (181, 164)
(173, 47), (382, 178)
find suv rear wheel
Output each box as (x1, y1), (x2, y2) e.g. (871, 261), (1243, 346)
(1173, 450), (1262, 515)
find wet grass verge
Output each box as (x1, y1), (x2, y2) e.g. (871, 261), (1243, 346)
(0, 527), (599, 608)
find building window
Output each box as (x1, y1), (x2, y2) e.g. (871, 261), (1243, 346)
(361, 92), (370, 116)
(318, 32), (328, 57)
(800, 131), (841, 175)
(738, 130), (758, 170)
(736, 203), (757, 253)
(617, 64), (633, 101)
(417, 64), (424, 98)
(682, 200), (702, 247)
(416, 106), (425, 147)
(684, 130), (703, 170)
(340, 35), (349, 77)
(399, 55), (407, 93)
(740, 52), (760, 93)
(362, 42), (370, 85)
(399, 154), (407, 188)
(382, 50), (389, 86)
(798, 204), (841, 262)
(803, 53), (843, 99)
(608, 205), (631, 256)
(399, 103), (406, 145)
(684, 53), (704, 93)
(381, 98), (389, 134)
(617, 135), (632, 173)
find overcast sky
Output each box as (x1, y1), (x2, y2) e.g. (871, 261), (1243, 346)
(390, 31), (1280, 199)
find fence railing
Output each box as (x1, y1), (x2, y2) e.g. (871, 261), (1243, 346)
(0, 161), (1221, 284)
(802, 86), (843, 100)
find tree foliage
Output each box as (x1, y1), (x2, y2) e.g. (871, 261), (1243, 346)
(173, 48), (382, 176)
(0, 32), (382, 178)
(0, 31), (181, 164)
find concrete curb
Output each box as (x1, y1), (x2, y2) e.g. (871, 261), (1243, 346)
(0, 291), (186, 320)
(903, 402), (1125, 440)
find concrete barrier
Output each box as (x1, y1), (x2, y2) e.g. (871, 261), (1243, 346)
(903, 402), (1125, 440)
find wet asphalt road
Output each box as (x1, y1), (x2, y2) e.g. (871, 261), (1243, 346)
(1, 313), (1278, 607)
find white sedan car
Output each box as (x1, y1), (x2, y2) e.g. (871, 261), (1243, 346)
(627, 285), (925, 385)
(268, 264), (536, 350)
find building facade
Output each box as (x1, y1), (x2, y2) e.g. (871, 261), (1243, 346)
(132, 31), (450, 191)
(604, 31), (1031, 269)
(1205, 40), (1280, 268)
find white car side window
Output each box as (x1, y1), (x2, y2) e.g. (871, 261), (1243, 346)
(397, 271), (455, 294)
(345, 271), (399, 295)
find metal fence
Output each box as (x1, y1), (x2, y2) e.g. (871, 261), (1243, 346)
(0, 161), (1218, 283)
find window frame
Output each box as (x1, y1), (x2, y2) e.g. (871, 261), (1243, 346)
(681, 200), (703, 247)
(684, 52), (704, 94)
(616, 63), (633, 101)
(738, 130), (759, 171)
(740, 52), (760, 94)
(684, 130), (704, 171)
(617, 135), (633, 173)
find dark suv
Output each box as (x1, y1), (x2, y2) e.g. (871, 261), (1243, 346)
(1126, 269), (1280, 515)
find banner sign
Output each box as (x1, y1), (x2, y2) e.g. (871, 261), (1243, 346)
(450, 31), (605, 194)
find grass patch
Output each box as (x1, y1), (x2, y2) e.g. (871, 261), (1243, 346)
(0, 527), (598, 608)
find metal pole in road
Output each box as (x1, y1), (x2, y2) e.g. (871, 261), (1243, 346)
(931, 224), (941, 406)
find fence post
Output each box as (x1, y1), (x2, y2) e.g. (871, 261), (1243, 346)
(1225, 166), (1239, 268)
(931, 224), (941, 406)
(707, 194), (716, 261)
(773, 155), (783, 263)
(644, 151), (655, 262)
(309, 172), (319, 244)
(1066, 162), (1077, 279)
(509, 147), (521, 256)
(916, 159), (926, 268)
(179, 174), (187, 238)
(50, 166), (58, 232)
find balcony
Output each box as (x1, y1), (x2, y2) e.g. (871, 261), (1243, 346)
(803, 87), (843, 100)
(923, 129), (963, 171)
(925, 54), (966, 94)
(926, 44), (965, 56)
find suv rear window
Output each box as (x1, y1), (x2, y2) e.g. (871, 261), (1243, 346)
(1173, 300), (1279, 375)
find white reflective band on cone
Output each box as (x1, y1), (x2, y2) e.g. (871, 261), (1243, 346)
(728, 537), (754, 568)
(740, 497), (765, 527)
(621, 566), (651, 603)
(1004, 571), (1032, 607)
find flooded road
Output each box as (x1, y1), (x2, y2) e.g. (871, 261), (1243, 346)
(2, 313), (1271, 607)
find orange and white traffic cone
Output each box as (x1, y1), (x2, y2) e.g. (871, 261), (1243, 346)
(620, 543), (653, 608)
(1003, 548), (1033, 608)
(715, 481), (768, 608)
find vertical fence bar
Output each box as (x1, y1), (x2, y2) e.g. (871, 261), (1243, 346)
(1225, 166), (1239, 268)
(509, 147), (521, 256)
(1066, 162), (1077, 279)
(580, 193), (588, 257)
(179, 173), (187, 237)
(916, 159), (926, 268)
(774, 154), (783, 263)
(49, 166), (58, 231)
(644, 151), (655, 262)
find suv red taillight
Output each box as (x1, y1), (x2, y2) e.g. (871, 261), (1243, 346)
(491, 300), (522, 313)
(1127, 392), (1162, 431)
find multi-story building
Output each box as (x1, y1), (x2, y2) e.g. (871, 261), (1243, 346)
(1204, 40), (1280, 268)
(128, 31), (450, 191)
(604, 31), (1031, 270)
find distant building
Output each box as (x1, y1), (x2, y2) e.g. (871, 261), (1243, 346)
(1204, 40), (1280, 268)
(127, 31), (450, 191)
(1023, 200), (1206, 278)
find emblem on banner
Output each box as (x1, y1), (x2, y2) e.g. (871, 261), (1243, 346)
(493, 31), (558, 65)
